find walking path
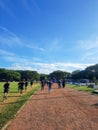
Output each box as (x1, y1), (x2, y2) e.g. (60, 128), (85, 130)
(3, 83), (98, 130)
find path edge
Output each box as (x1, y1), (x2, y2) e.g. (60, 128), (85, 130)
(1, 90), (38, 130)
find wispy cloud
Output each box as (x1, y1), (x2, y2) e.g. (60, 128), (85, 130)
(8, 63), (34, 71)
(5, 57), (93, 74)
(0, 0), (15, 18)
(0, 46), (92, 73)
(21, 0), (40, 15)
(0, 48), (42, 65)
(0, 26), (18, 38)
(81, 50), (98, 62)
(76, 36), (98, 62)
(26, 44), (45, 52)
(0, 0), (40, 19)
(0, 49), (15, 56)
(0, 26), (44, 51)
(0, 26), (22, 47)
(43, 38), (64, 53)
(49, 38), (61, 51)
(78, 37), (98, 50)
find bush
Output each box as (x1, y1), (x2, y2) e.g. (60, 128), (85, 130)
(87, 84), (94, 88)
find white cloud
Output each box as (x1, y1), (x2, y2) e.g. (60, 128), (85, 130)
(5, 59), (93, 74)
(0, 46), (94, 74)
(0, 47), (93, 73)
(8, 64), (34, 71)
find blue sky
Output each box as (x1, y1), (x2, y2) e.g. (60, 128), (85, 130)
(0, 0), (98, 74)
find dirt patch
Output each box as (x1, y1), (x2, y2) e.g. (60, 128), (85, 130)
(3, 83), (98, 130)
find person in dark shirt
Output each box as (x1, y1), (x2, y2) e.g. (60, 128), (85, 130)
(19, 81), (24, 96)
(24, 81), (28, 91)
(18, 81), (21, 92)
(41, 80), (45, 91)
(62, 79), (66, 88)
(30, 80), (33, 87)
(18, 81), (24, 96)
(3, 81), (10, 101)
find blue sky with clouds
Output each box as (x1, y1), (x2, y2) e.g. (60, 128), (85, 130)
(0, 0), (98, 74)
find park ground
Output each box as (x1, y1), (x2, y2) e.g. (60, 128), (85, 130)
(2, 83), (98, 130)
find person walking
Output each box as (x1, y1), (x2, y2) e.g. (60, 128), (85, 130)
(24, 80), (28, 91)
(58, 79), (62, 88)
(48, 79), (52, 92)
(62, 79), (66, 88)
(41, 80), (45, 91)
(30, 80), (33, 87)
(18, 81), (21, 92)
(19, 81), (24, 96)
(3, 81), (10, 101)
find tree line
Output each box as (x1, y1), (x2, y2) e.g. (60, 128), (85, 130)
(0, 63), (98, 82)
(71, 64), (98, 82)
(0, 69), (41, 81)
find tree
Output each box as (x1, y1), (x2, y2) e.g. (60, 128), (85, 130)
(49, 70), (70, 80)
(18, 70), (40, 81)
(0, 69), (21, 81)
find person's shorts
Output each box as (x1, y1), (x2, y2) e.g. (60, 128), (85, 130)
(4, 89), (9, 93)
(20, 86), (23, 90)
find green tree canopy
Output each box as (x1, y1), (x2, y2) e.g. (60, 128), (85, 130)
(49, 70), (70, 80)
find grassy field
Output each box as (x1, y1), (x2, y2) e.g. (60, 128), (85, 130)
(67, 84), (95, 93)
(0, 82), (40, 129)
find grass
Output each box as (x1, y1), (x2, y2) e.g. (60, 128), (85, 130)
(0, 82), (18, 100)
(67, 84), (94, 93)
(0, 82), (40, 129)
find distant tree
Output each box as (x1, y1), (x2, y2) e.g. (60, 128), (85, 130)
(18, 70), (40, 81)
(39, 74), (48, 81)
(32, 71), (40, 80)
(8, 71), (21, 81)
(49, 70), (70, 80)
(72, 70), (80, 75)
(0, 69), (21, 81)
(1, 63), (98, 82)
(71, 64), (98, 80)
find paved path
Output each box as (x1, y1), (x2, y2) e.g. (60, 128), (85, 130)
(3, 83), (98, 130)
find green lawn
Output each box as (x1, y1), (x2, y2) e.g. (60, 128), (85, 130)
(0, 82), (18, 99)
(0, 82), (40, 129)
(67, 84), (94, 93)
